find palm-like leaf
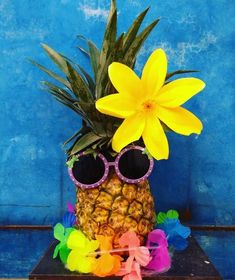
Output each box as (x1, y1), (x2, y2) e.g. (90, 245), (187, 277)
(96, 0), (117, 98)
(42, 81), (87, 118)
(70, 131), (102, 155)
(87, 40), (100, 82)
(66, 62), (93, 103)
(30, 59), (71, 90)
(41, 44), (69, 75)
(166, 70), (199, 80)
(60, 53), (95, 94)
(123, 7), (149, 52)
(123, 19), (160, 68)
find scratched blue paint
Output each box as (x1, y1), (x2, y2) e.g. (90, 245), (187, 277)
(0, 230), (53, 278)
(0, 0), (235, 226)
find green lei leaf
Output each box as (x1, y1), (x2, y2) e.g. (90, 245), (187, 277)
(167, 209), (179, 219)
(53, 224), (75, 262)
(54, 223), (65, 241)
(156, 212), (167, 224)
(66, 156), (79, 168)
(53, 243), (62, 259)
(59, 244), (71, 264)
(142, 148), (153, 160)
(156, 209), (179, 225)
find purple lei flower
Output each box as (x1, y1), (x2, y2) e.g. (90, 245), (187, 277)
(145, 229), (171, 273)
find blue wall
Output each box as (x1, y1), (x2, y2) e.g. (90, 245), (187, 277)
(0, 0), (235, 226)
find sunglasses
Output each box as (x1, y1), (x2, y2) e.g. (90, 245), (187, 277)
(68, 145), (154, 189)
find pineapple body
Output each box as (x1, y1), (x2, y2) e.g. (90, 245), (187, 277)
(75, 170), (155, 248)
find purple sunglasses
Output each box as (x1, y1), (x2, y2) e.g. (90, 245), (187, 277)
(68, 145), (154, 189)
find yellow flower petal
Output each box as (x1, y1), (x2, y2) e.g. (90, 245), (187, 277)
(95, 93), (137, 118)
(156, 78), (205, 108)
(67, 250), (80, 271)
(112, 112), (145, 152)
(86, 239), (100, 253)
(67, 230), (99, 254)
(67, 230), (87, 250)
(141, 49), (167, 96)
(76, 257), (96, 273)
(67, 250), (96, 273)
(156, 106), (203, 136)
(142, 115), (169, 160)
(108, 62), (144, 99)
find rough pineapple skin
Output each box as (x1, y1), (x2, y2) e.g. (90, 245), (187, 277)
(75, 170), (155, 248)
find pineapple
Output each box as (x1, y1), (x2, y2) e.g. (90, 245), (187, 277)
(32, 0), (195, 247)
(76, 170), (155, 248)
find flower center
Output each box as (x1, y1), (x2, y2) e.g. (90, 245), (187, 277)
(141, 100), (156, 112)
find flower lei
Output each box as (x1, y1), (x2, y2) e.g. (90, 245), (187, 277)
(53, 205), (190, 279)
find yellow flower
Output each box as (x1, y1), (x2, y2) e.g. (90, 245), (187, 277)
(96, 49), (205, 160)
(66, 230), (99, 273)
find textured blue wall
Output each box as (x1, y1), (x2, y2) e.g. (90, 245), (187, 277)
(0, 0), (235, 226)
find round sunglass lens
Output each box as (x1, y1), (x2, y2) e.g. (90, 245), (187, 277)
(118, 149), (150, 180)
(72, 154), (105, 185)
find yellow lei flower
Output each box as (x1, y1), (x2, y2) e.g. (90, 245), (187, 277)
(96, 49), (205, 160)
(66, 230), (99, 273)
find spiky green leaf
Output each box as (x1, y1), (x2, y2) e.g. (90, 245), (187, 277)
(102, 33), (125, 96)
(99, 8), (117, 64)
(53, 96), (86, 117)
(60, 54), (95, 94)
(107, 0), (116, 22)
(30, 59), (71, 90)
(77, 46), (90, 57)
(124, 18), (160, 68)
(42, 81), (74, 100)
(96, 1), (117, 98)
(42, 81), (81, 110)
(88, 40), (100, 81)
(41, 44), (68, 75)
(166, 70), (199, 81)
(66, 62), (94, 102)
(114, 32), (125, 60)
(123, 7), (149, 52)
(77, 65), (95, 94)
(71, 132), (102, 155)
(63, 125), (91, 147)
(91, 138), (105, 150)
(42, 82), (89, 118)
(63, 130), (83, 147)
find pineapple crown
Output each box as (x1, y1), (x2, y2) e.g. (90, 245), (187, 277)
(31, 0), (196, 158)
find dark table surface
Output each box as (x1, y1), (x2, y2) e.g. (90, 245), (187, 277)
(29, 236), (222, 280)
